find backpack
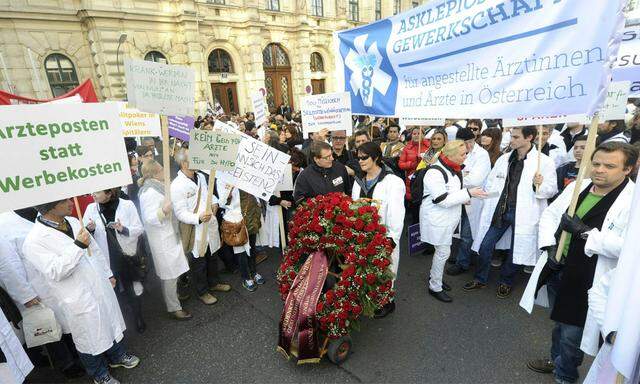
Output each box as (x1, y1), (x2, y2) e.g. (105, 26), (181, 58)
(409, 165), (448, 207)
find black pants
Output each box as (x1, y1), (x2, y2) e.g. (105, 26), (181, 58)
(218, 243), (238, 272)
(237, 234), (257, 280)
(188, 246), (220, 296)
(115, 277), (143, 323)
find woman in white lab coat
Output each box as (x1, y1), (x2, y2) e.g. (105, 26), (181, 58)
(83, 189), (146, 333)
(138, 160), (191, 320)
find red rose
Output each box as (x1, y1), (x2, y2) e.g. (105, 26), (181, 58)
(337, 310), (349, 320)
(352, 305), (362, 315)
(331, 225), (342, 235)
(325, 290), (335, 304)
(342, 264), (356, 278)
(354, 276), (363, 287)
(316, 302), (324, 312)
(364, 223), (376, 232)
(366, 273), (376, 285)
(354, 219), (364, 230)
(356, 234), (366, 244)
(357, 206), (368, 215)
(336, 289), (345, 298)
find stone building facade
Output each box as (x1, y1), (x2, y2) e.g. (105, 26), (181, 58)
(0, 0), (428, 114)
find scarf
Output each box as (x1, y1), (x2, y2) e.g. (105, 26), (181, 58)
(439, 153), (462, 173)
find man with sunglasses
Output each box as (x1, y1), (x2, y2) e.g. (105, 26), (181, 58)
(467, 119), (483, 141)
(293, 141), (351, 204)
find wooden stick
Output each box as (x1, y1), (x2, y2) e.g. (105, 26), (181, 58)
(418, 127), (423, 155)
(276, 191), (287, 249)
(74, 197), (91, 256)
(536, 125), (543, 194)
(199, 169), (216, 257)
(555, 114), (600, 262)
(160, 116), (172, 201)
(170, 137), (177, 157)
(616, 373), (625, 384)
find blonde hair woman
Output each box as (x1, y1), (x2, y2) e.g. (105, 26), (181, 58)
(137, 159), (192, 320)
(418, 140), (487, 303)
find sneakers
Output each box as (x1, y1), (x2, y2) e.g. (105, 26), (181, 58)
(171, 309), (192, 321)
(496, 284), (512, 299)
(463, 281), (486, 291)
(527, 358), (555, 374)
(198, 292), (218, 305)
(243, 279), (257, 292)
(94, 374), (120, 384)
(209, 283), (232, 292)
(523, 266), (534, 274)
(254, 273), (266, 285)
(108, 353), (140, 369)
(445, 264), (468, 276)
(491, 255), (503, 267)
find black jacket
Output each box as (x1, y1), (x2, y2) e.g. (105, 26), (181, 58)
(293, 162), (351, 204)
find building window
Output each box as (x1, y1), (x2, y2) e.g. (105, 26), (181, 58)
(262, 43), (290, 69)
(208, 49), (234, 73)
(267, 0), (279, 11)
(412, 0), (419, 7)
(310, 52), (324, 72)
(349, 0), (359, 21)
(144, 51), (168, 64)
(44, 53), (79, 97)
(393, 0), (401, 14)
(375, 0), (382, 19)
(311, 0), (323, 16)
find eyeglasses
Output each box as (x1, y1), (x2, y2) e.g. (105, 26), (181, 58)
(357, 155), (371, 161)
(470, 127), (480, 132)
(319, 154), (333, 160)
(332, 137), (347, 141)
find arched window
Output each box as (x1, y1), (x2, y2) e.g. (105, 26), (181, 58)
(45, 54), (80, 97)
(310, 52), (324, 72)
(144, 51), (168, 64)
(262, 43), (290, 69)
(208, 49), (234, 73)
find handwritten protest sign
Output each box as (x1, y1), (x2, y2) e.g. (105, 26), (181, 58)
(251, 91), (268, 127)
(335, 0), (624, 118)
(301, 92), (352, 135)
(114, 101), (161, 137)
(214, 121), (291, 200)
(167, 115), (195, 141)
(188, 129), (240, 171)
(599, 81), (630, 121)
(0, 103), (131, 212)
(124, 59), (195, 117)
(275, 163), (294, 192)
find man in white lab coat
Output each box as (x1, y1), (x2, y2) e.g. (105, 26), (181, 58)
(22, 199), (139, 384)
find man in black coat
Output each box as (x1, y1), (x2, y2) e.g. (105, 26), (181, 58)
(293, 141), (351, 204)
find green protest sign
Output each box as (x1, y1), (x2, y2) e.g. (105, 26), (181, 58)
(188, 129), (240, 171)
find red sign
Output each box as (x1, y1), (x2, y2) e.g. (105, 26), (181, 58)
(0, 79), (99, 105)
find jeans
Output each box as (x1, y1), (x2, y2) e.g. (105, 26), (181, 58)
(238, 234), (257, 280)
(454, 209), (473, 269)
(188, 246), (220, 296)
(114, 278), (143, 325)
(77, 340), (126, 380)
(551, 321), (584, 383)
(474, 208), (520, 286)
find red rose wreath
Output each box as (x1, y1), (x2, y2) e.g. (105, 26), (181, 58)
(277, 192), (395, 340)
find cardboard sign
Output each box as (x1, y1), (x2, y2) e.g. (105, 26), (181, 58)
(599, 81), (630, 121)
(167, 115), (195, 141)
(115, 101), (161, 137)
(408, 223), (429, 255)
(188, 129), (240, 171)
(251, 91), (268, 127)
(214, 121), (291, 200)
(275, 163), (294, 192)
(124, 59), (195, 117)
(301, 92), (352, 135)
(0, 103), (132, 212)
(335, 0), (624, 119)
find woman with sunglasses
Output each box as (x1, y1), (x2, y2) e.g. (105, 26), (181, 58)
(351, 142), (406, 318)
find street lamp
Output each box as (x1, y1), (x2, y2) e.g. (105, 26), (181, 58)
(116, 33), (127, 74)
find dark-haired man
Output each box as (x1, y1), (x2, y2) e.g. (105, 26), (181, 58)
(598, 120), (630, 145)
(293, 141), (351, 203)
(464, 126), (558, 298)
(523, 142), (638, 384)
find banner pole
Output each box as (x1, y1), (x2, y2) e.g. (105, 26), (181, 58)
(74, 197), (91, 256)
(554, 114), (600, 262)
(276, 191), (287, 250)
(418, 127), (423, 155)
(161, 115), (172, 201)
(199, 169), (216, 257)
(536, 125), (543, 194)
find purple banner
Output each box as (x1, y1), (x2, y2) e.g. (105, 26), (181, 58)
(408, 223), (428, 255)
(167, 115), (195, 141)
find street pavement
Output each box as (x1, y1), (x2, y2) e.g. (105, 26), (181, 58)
(26, 232), (593, 384)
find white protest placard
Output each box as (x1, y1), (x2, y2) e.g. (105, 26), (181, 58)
(275, 163), (293, 192)
(0, 103), (132, 213)
(613, 26), (640, 97)
(399, 117), (445, 126)
(124, 59), (195, 117)
(251, 91), (268, 127)
(114, 101), (161, 137)
(335, 0), (625, 119)
(502, 114), (591, 128)
(599, 81), (630, 121)
(214, 121), (291, 200)
(301, 92), (352, 135)
(188, 129), (240, 171)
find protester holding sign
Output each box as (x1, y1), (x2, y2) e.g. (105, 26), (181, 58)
(137, 160), (191, 321)
(521, 142), (637, 384)
(23, 199), (139, 384)
(466, 126), (557, 298)
(351, 142), (405, 317)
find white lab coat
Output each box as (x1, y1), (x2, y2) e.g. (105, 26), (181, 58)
(257, 204), (280, 248)
(0, 237), (36, 309)
(139, 187), (189, 280)
(22, 218), (126, 355)
(546, 144), (569, 168)
(462, 144), (491, 240)
(419, 159), (470, 246)
(0, 311), (33, 384)
(351, 171), (405, 283)
(217, 180), (251, 255)
(472, 148), (558, 266)
(171, 171), (221, 257)
(519, 179), (635, 329)
(83, 199), (144, 259)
